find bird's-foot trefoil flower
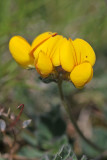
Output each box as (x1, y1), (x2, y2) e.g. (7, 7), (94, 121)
(9, 32), (96, 88)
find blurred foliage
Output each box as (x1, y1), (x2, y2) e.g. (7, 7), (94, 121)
(0, 104), (107, 159)
(0, 0), (107, 159)
(1, 105), (105, 159)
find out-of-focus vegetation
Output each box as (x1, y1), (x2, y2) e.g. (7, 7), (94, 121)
(0, 0), (107, 159)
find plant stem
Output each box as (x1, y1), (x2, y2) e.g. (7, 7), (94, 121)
(58, 80), (104, 153)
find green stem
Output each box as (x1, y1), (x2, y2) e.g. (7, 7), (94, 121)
(58, 80), (104, 153)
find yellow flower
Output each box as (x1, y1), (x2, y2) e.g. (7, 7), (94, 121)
(9, 32), (96, 88)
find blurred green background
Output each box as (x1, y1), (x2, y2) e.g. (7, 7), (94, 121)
(0, 0), (107, 159)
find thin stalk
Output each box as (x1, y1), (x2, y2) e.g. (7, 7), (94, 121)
(58, 80), (104, 153)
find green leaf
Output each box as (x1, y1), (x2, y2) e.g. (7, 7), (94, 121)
(41, 145), (78, 160)
(18, 146), (43, 158)
(40, 106), (66, 137)
(41, 155), (51, 160)
(51, 135), (69, 154)
(21, 131), (38, 146)
(81, 155), (87, 160)
(53, 145), (77, 160)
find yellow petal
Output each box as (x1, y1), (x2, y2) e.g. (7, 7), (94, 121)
(31, 32), (57, 54)
(46, 35), (63, 57)
(33, 35), (62, 63)
(50, 36), (64, 66)
(60, 38), (75, 72)
(9, 36), (34, 69)
(36, 51), (53, 77)
(70, 62), (93, 88)
(69, 38), (78, 65)
(72, 39), (81, 65)
(73, 38), (96, 66)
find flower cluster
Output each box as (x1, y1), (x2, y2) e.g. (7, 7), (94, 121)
(9, 32), (96, 88)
